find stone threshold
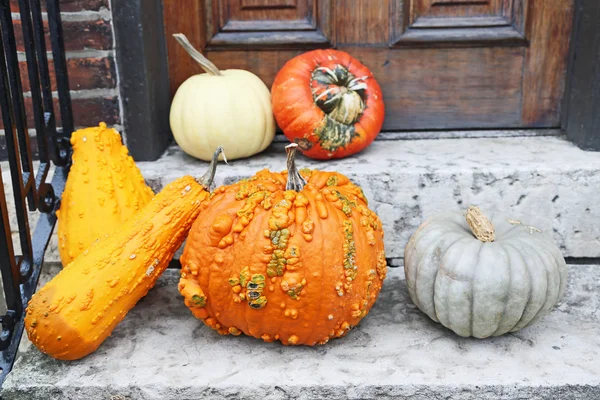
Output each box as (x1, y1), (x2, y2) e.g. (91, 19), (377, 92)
(139, 135), (600, 260)
(3, 135), (598, 263)
(3, 264), (599, 399)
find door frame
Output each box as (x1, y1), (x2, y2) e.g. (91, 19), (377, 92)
(562, 0), (600, 151)
(111, 0), (599, 161)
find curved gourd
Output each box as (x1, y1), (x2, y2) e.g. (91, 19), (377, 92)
(25, 148), (224, 360)
(57, 122), (154, 266)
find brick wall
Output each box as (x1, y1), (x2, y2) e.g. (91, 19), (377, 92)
(2, 0), (121, 157)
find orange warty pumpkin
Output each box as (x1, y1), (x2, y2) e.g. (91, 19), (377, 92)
(179, 144), (387, 346)
(271, 49), (384, 160)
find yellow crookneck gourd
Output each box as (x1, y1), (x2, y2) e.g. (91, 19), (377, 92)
(25, 147), (224, 361)
(57, 122), (155, 266)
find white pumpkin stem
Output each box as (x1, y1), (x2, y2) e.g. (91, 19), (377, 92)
(197, 146), (226, 189)
(466, 206), (495, 242)
(173, 33), (222, 76)
(285, 143), (307, 191)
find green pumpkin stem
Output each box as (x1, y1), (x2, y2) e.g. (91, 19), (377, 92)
(173, 33), (222, 76)
(466, 206), (495, 242)
(285, 143), (307, 191)
(197, 146), (226, 189)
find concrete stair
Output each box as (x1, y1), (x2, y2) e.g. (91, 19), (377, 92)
(2, 135), (600, 399)
(3, 135), (599, 262)
(140, 135), (600, 261)
(3, 264), (599, 399)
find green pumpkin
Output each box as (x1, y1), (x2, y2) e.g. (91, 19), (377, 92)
(404, 206), (567, 338)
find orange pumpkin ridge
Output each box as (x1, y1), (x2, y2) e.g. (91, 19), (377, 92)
(179, 143), (387, 346)
(272, 49), (385, 160)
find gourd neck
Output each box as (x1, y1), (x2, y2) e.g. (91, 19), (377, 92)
(197, 146), (226, 189)
(466, 206), (495, 242)
(173, 33), (222, 76)
(285, 143), (306, 191)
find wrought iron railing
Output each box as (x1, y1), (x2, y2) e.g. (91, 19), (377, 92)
(0, 0), (71, 384)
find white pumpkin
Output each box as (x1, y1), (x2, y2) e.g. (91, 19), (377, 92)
(169, 34), (275, 161)
(404, 206), (567, 338)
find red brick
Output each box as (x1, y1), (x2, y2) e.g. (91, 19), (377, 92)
(19, 57), (116, 92)
(13, 18), (112, 52)
(10, 0), (110, 13)
(0, 96), (120, 129)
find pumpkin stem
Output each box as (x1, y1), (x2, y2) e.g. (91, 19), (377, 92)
(466, 206), (495, 243)
(173, 33), (222, 76)
(197, 146), (226, 189)
(285, 143), (307, 191)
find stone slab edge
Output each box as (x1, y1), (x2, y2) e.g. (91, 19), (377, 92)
(4, 265), (600, 400)
(2, 136), (599, 263)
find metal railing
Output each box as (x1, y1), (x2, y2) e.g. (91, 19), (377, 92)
(0, 0), (71, 384)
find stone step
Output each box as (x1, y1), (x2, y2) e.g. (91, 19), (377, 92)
(139, 136), (600, 260)
(2, 135), (599, 263)
(3, 264), (599, 399)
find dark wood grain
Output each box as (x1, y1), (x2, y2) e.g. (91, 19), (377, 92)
(334, 0), (389, 45)
(416, 0), (503, 20)
(431, 0), (491, 6)
(432, 0), (490, 4)
(394, 25), (525, 46)
(521, 1), (574, 126)
(222, 0), (308, 23)
(509, 0), (526, 35)
(206, 46), (524, 130)
(241, 0), (296, 9)
(163, 0), (575, 131)
(163, 0), (206, 97)
(220, 19), (315, 31)
(391, 0), (527, 46)
(209, 31), (330, 49)
(410, 16), (509, 28)
(202, 0), (333, 49)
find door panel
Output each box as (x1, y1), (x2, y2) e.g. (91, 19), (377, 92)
(414, 0), (506, 19)
(391, 0), (527, 46)
(222, 0), (311, 27)
(163, 0), (574, 131)
(206, 0), (333, 49)
(205, 47), (523, 129)
(334, 0), (388, 45)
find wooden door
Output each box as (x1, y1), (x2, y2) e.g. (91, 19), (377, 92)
(163, 1), (574, 131)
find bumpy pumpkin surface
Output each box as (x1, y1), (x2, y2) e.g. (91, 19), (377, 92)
(272, 49), (384, 160)
(180, 144), (387, 346)
(25, 149), (223, 360)
(404, 206), (568, 338)
(57, 122), (154, 266)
